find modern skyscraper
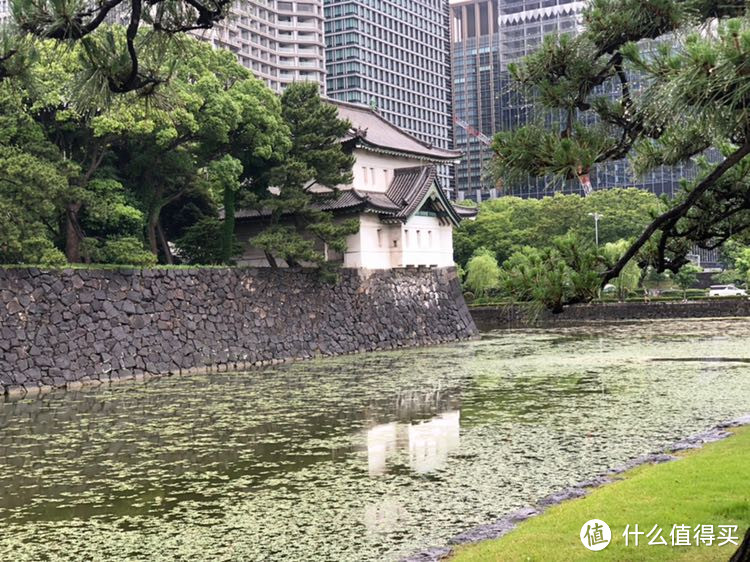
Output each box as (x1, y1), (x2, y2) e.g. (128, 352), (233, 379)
(451, 0), (503, 201)
(200, 0), (326, 93)
(323, 0), (455, 195)
(451, 0), (584, 200)
(451, 0), (691, 201)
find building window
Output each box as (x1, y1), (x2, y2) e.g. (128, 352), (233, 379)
(377, 228), (383, 248)
(416, 230), (421, 248)
(428, 230), (433, 247)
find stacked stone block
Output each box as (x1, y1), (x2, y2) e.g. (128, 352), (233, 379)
(0, 267), (477, 396)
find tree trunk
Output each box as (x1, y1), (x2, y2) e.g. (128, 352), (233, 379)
(64, 202), (83, 263)
(264, 251), (278, 268)
(577, 166), (592, 196)
(146, 186), (164, 261)
(221, 185), (236, 264)
(156, 219), (174, 265)
(147, 210), (159, 258)
(730, 527), (750, 562)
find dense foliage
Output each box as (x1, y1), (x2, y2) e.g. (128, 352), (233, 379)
(464, 248), (501, 297)
(454, 188), (665, 268)
(457, 189), (721, 311)
(496, 234), (602, 313)
(0, 0), (232, 94)
(490, 0), (750, 283)
(0, 32), (355, 268)
(248, 83), (358, 272)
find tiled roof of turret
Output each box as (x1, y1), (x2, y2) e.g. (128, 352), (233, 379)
(327, 99), (462, 162)
(233, 165), (476, 225)
(322, 165), (466, 226)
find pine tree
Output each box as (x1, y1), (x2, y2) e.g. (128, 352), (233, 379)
(490, 0), (750, 284)
(249, 83), (358, 272)
(1, 0), (233, 93)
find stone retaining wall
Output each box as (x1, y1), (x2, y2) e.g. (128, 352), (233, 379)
(470, 299), (750, 331)
(0, 267), (476, 397)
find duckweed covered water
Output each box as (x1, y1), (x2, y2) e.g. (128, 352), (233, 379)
(1, 318), (750, 561)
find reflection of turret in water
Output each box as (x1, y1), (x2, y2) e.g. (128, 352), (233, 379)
(362, 385), (462, 426)
(408, 410), (460, 473)
(366, 410), (461, 476)
(394, 386), (459, 421)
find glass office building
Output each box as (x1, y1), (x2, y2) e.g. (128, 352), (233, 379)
(324, 0), (455, 195)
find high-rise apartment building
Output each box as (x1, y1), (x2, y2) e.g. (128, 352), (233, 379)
(451, 0), (691, 201)
(200, 0), (326, 93)
(323, 0), (456, 195)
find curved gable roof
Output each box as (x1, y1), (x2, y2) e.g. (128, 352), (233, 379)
(326, 99), (462, 162)
(323, 165), (465, 226)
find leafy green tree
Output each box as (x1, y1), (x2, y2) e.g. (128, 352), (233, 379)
(249, 83), (357, 270)
(176, 217), (239, 265)
(464, 248), (501, 298)
(497, 234), (602, 312)
(0, 34), (292, 267)
(453, 188), (662, 268)
(583, 189), (666, 244)
(489, 0), (750, 284)
(12, 39), (157, 263)
(723, 246), (750, 287)
(710, 240), (748, 285)
(531, 251), (570, 314)
(673, 263), (702, 299)
(602, 239), (641, 300)
(116, 37), (289, 264)
(499, 247), (570, 313)
(497, 246), (544, 302)
(0, 89), (70, 263)
(0, 35), (354, 270)
(99, 237), (158, 266)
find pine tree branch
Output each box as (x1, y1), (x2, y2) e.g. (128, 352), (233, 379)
(602, 141), (750, 284)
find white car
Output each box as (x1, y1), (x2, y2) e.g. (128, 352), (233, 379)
(708, 284), (747, 297)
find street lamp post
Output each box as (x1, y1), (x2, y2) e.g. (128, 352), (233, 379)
(588, 212), (603, 246)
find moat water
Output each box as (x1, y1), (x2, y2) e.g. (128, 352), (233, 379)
(1, 318), (750, 561)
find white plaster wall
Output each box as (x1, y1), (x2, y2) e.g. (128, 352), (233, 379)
(343, 214), (402, 269)
(343, 214), (454, 269)
(401, 215), (454, 267)
(349, 150), (429, 192)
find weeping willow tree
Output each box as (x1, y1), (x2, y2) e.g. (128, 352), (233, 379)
(0, 0), (232, 93)
(490, 0), (750, 285)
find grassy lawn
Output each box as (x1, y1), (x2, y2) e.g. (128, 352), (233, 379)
(452, 426), (750, 561)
